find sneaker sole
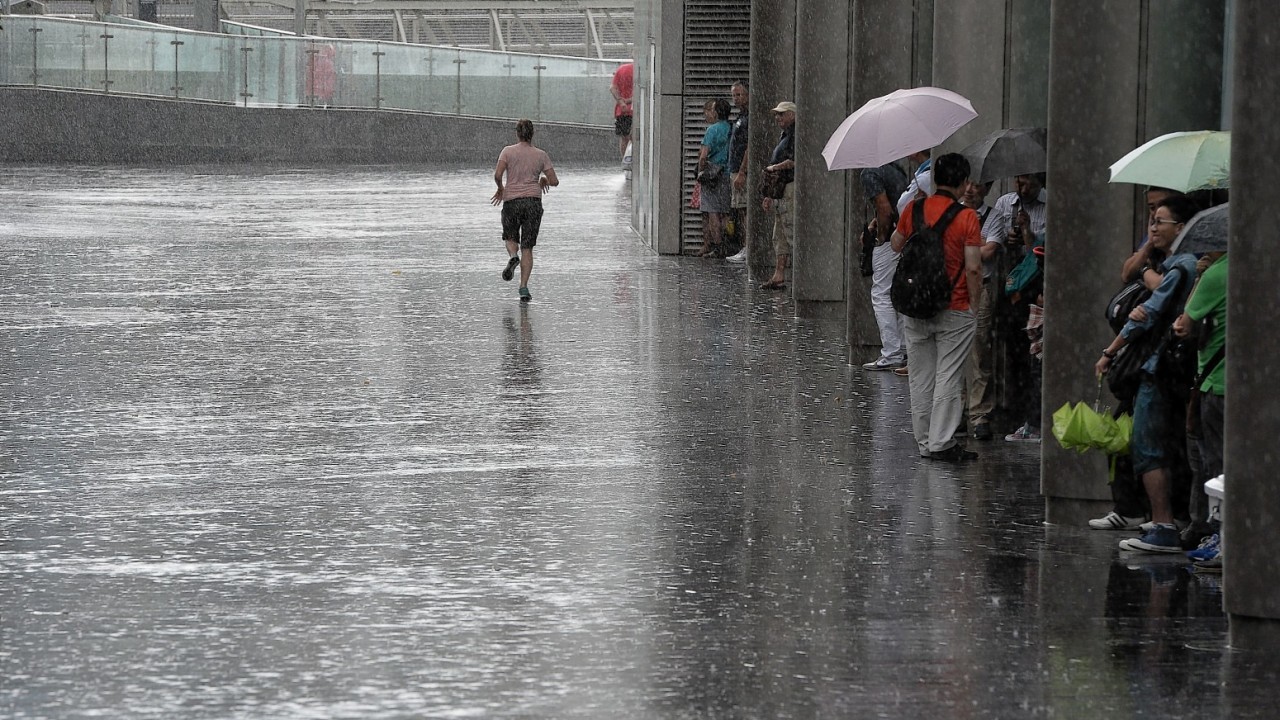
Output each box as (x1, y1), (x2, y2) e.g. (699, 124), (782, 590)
(1119, 538), (1183, 553)
(1089, 515), (1147, 531)
(502, 258), (520, 281)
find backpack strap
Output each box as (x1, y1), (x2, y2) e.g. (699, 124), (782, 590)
(1195, 345), (1226, 389)
(932, 201), (965, 236)
(928, 200), (968, 299)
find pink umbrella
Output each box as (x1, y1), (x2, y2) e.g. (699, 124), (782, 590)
(822, 87), (978, 170)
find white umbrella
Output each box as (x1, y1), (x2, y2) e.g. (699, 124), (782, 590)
(1108, 130), (1230, 193)
(822, 87), (978, 171)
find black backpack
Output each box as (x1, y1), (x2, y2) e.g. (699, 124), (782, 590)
(890, 199), (966, 319)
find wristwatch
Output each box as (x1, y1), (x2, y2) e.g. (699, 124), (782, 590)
(1102, 349), (1116, 359)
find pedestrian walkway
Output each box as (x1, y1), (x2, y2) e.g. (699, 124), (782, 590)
(0, 165), (1266, 718)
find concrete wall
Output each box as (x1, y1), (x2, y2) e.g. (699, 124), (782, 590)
(1225, 0), (1280, 645)
(1042, 2), (1225, 524)
(0, 87), (615, 165)
(792, 0), (850, 307)
(747, 0), (795, 279)
(631, 0), (685, 255)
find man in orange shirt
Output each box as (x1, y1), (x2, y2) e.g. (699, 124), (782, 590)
(890, 153), (984, 463)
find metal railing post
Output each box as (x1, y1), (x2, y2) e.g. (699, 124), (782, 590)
(240, 44), (254, 107)
(306, 43), (318, 108)
(100, 31), (114, 93)
(453, 51), (465, 114)
(29, 26), (42, 86)
(170, 39), (184, 98)
(373, 45), (384, 109)
(534, 59), (545, 121)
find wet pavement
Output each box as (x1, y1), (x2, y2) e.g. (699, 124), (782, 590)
(0, 165), (1274, 718)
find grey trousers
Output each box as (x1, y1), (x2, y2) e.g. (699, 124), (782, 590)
(904, 309), (977, 455)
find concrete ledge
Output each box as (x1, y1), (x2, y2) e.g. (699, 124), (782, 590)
(0, 87), (616, 165)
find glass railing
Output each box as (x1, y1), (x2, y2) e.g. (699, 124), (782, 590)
(0, 15), (622, 126)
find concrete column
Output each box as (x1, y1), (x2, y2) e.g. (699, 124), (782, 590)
(295, 0), (307, 36)
(1041, 3), (1142, 523)
(932, 0), (1008, 155)
(792, 0), (851, 307)
(1005, 0), (1050, 128)
(192, 0), (219, 33)
(631, 0), (687, 256)
(1042, 2), (1224, 524)
(1225, 0), (1280, 645)
(747, 0), (795, 279)
(842, 1), (918, 359)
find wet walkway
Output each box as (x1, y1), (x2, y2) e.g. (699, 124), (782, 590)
(0, 165), (1269, 718)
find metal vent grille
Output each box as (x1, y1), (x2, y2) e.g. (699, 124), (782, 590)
(680, 0), (750, 255)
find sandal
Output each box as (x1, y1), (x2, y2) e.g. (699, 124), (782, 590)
(759, 280), (785, 290)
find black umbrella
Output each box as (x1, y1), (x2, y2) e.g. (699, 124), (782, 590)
(1171, 203), (1229, 255)
(959, 127), (1048, 183)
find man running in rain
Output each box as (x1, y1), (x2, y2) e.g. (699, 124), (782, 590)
(492, 119), (558, 302)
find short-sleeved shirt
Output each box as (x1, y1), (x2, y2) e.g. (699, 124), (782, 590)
(860, 162), (909, 209)
(612, 63), (634, 117)
(702, 121), (731, 167)
(728, 111), (749, 174)
(770, 127), (795, 184)
(1183, 254), (1228, 394)
(895, 195), (983, 311)
(983, 188), (1048, 244)
(497, 143), (553, 201)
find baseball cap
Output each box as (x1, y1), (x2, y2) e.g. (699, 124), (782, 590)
(771, 101), (797, 113)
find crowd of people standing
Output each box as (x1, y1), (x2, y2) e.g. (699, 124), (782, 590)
(680, 80), (1229, 569)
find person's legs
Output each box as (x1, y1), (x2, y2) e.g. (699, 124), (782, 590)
(702, 211), (724, 256)
(517, 199), (543, 293)
(1131, 376), (1174, 525)
(766, 188), (793, 286)
(966, 281), (994, 429)
(869, 243), (905, 364)
(1200, 391), (1225, 496)
(1024, 356), (1042, 433)
(519, 247), (533, 288)
(927, 310), (977, 453)
(902, 316), (936, 456)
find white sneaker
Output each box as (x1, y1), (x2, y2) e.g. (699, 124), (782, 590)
(725, 249), (747, 263)
(861, 358), (905, 371)
(1088, 511), (1147, 530)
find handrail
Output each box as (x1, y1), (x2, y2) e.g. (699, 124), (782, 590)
(0, 15), (623, 124)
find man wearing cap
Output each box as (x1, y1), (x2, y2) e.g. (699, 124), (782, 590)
(761, 101), (796, 290)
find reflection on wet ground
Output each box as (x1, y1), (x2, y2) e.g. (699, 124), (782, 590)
(0, 166), (1272, 718)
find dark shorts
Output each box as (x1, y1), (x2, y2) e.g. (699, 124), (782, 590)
(614, 114), (633, 137)
(502, 197), (544, 248)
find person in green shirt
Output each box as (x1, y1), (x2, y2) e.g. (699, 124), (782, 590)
(1173, 252), (1227, 556)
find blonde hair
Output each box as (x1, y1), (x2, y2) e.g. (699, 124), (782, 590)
(516, 119), (534, 142)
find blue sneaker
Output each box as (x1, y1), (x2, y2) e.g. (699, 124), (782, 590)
(1186, 533), (1221, 562)
(1119, 523), (1183, 554)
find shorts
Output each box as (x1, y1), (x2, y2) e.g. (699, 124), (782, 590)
(1131, 373), (1178, 475)
(502, 197), (544, 248)
(699, 177), (731, 214)
(731, 178), (747, 209)
(772, 183), (794, 256)
(614, 114), (633, 137)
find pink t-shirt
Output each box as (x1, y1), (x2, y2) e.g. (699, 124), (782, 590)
(498, 143), (553, 201)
